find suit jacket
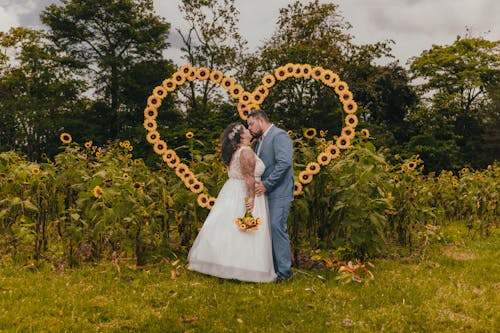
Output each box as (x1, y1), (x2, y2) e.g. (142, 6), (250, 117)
(257, 125), (294, 201)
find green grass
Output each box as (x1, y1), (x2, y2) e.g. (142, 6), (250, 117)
(1, 224), (498, 332)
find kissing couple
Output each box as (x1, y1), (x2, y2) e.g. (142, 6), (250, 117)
(188, 109), (294, 283)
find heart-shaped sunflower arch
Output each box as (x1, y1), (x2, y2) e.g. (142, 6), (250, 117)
(143, 63), (359, 210)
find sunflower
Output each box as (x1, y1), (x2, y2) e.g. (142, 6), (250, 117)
(185, 131), (194, 139)
(209, 70), (223, 83)
(220, 76), (235, 90)
(190, 181), (204, 194)
(406, 161), (417, 170)
(336, 135), (351, 149)
(143, 119), (157, 132)
(197, 193), (209, 208)
(340, 91), (353, 103)
(122, 173), (129, 180)
(334, 81), (349, 95)
(345, 114), (358, 127)
(153, 86), (167, 99)
(303, 128), (317, 140)
(311, 67), (324, 80)
(324, 72), (340, 87)
(341, 126), (356, 139)
(31, 167), (40, 175)
(196, 67), (210, 80)
(284, 63), (295, 76)
(237, 101), (247, 114)
(321, 69), (334, 85)
(84, 141), (93, 149)
(317, 152), (331, 166)
(186, 68), (197, 81)
(326, 144), (340, 159)
(306, 162), (321, 175)
(175, 163), (189, 178)
(146, 131), (160, 144)
(254, 85), (269, 98)
(298, 170), (313, 184)
(144, 107), (158, 119)
(147, 95), (161, 108)
(92, 185), (104, 198)
(153, 140), (167, 155)
(287, 130), (293, 136)
(60, 133), (72, 144)
(293, 181), (303, 196)
(133, 159), (142, 166)
(180, 64), (192, 75)
(252, 91), (264, 104)
(173, 72), (187, 85)
(133, 182), (144, 190)
(230, 84), (243, 99)
(240, 92), (254, 104)
(343, 101), (358, 114)
(262, 74), (276, 88)
(292, 64), (303, 78)
(275, 66), (287, 81)
(162, 149), (177, 162)
(207, 197), (216, 210)
(162, 78), (176, 92)
(166, 156), (179, 169)
(361, 128), (370, 138)
(302, 64), (312, 78)
(183, 172), (196, 187)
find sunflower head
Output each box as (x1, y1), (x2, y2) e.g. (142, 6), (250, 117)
(196, 67), (210, 80)
(345, 114), (359, 127)
(153, 140), (167, 155)
(262, 74), (276, 88)
(190, 181), (204, 194)
(230, 84), (243, 99)
(302, 64), (312, 77)
(180, 64), (192, 75)
(147, 95), (161, 108)
(317, 152), (331, 166)
(311, 67), (324, 80)
(221, 76), (235, 90)
(303, 128), (317, 140)
(207, 197), (216, 209)
(143, 119), (157, 132)
(162, 78), (176, 92)
(153, 86), (167, 98)
(275, 66), (287, 81)
(209, 70), (223, 83)
(341, 127), (355, 139)
(306, 162), (321, 175)
(84, 141), (93, 149)
(144, 107), (158, 119)
(361, 128), (370, 138)
(60, 133), (72, 144)
(186, 131), (194, 139)
(336, 136), (351, 149)
(31, 167), (41, 175)
(298, 170), (313, 184)
(173, 72), (187, 85)
(343, 101), (358, 114)
(147, 131), (160, 144)
(327, 145), (340, 159)
(293, 181), (303, 196)
(92, 185), (104, 198)
(197, 193), (209, 208)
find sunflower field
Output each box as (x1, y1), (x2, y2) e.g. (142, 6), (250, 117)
(0, 129), (498, 268)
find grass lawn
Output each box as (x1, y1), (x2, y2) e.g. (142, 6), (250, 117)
(1, 224), (498, 332)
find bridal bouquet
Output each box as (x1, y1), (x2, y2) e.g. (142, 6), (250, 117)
(234, 198), (262, 232)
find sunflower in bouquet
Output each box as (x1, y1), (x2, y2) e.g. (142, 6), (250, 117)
(234, 198), (263, 232)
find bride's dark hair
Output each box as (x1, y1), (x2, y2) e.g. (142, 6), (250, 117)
(220, 122), (244, 166)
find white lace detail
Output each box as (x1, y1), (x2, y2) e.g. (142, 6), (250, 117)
(228, 124), (243, 140)
(228, 146), (265, 180)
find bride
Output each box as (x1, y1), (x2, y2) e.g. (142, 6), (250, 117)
(188, 122), (277, 282)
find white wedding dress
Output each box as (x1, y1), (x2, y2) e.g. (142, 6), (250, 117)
(188, 146), (277, 282)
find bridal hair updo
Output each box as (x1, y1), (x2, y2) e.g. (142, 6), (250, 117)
(220, 122), (244, 166)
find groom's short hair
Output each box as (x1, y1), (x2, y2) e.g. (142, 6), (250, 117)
(248, 109), (270, 123)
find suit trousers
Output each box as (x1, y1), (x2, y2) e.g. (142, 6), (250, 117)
(268, 197), (292, 279)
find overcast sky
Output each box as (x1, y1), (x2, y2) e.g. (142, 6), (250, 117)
(1, 0), (498, 66)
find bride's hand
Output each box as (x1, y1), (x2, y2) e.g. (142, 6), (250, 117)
(245, 197), (254, 211)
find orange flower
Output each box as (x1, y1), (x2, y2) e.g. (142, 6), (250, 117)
(147, 95), (161, 108)
(196, 67), (210, 80)
(343, 101), (358, 114)
(336, 135), (351, 149)
(326, 144), (340, 159)
(311, 67), (324, 80)
(262, 74), (276, 88)
(240, 92), (254, 104)
(284, 63), (295, 76)
(209, 70), (223, 83)
(303, 128), (317, 139)
(180, 64), (192, 75)
(298, 170), (313, 184)
(144, 107), (158, 119)
(172, 71), (187, 85)
(345, 114), (358, 127)
(190, 181), (204, 194)
(197, 193), (209, 208)
(293, 181), (303, 196)
(275, 66), (287, 81)
(252, 91), (264, 104)
(162, 78), (176, 92)
(334, 81), (349, 95)
(162, 149), (177, 162)
(317, 152), (331, 166)
(230, 84), (243, 99)
(340, 91), (353, 103)
(153, 86), (167, 99)
(146, 131), (160, 144)
(153, 140), (167, 155)
(60, 133), (72, 144)
(143, 119), (157, 132)
(221, 76), (235, 91)
(341, 126), (355, 139)
(306, 162), (321, 175)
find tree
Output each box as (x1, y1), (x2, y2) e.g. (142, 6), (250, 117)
(175, 0), (248, 129)
(409, 35), (499, 170)
(0, 27), (86, 159)
(41, 0), (171, 138)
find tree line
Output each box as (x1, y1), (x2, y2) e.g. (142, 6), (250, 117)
(0, 0), (498, 172)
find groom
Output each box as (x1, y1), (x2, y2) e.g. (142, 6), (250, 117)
(247, 109), (294, 281)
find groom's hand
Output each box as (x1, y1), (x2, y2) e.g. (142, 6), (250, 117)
(255, 181), (267, 196)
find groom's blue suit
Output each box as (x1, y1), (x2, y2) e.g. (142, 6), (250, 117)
(256, 125), (294, 279)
